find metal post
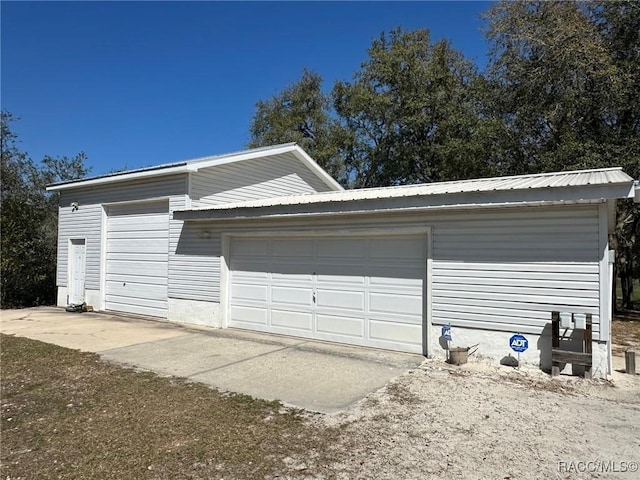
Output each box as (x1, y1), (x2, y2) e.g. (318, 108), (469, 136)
(626, 351), (636, 375)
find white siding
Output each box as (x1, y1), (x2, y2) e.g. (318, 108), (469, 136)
(430, 207), (601, 339)
(169, 152), (334, 301)
(190, 152), (333, 208)
(56, 175), (186, 290)
(196, 204), (603, 340)
(106, 201), (169, 317)
(169, 224), (221, 301)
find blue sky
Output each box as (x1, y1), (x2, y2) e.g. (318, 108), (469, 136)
(2, 1), (491, 177)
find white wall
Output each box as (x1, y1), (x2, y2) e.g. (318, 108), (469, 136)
(428, 325), (609, 378)
(190, 152), (333, 208)
(188, 204), (602, 336)
(171, 154), (334, 302)
(56, 175), (187, 306)
(430, 205), (602, 340)
(167, 298), (221, 327)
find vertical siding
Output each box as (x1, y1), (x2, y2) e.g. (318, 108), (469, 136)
(56, 175), (187, 290)
(190, 152), (333, 207)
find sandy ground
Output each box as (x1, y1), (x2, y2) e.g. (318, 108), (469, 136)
(287, 356), (640, 480)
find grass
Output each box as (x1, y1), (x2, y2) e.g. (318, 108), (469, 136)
(0, 334), (339, 479)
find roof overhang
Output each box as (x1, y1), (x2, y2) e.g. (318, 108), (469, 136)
(175, 170), (636, 223)
(46, 144), (343, 192)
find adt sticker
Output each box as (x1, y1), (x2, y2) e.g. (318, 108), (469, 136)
(441, 325), (452, 341)
(510, 334), (528, 353)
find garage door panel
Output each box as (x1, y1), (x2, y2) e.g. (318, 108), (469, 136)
(369, 320), (421, 345)
(370, 292), (423, 317)
(106, 238), (167, 254)
(271, 309), (312, 330)
(232, 239), (268, 256)
(231, 283), (268, 302)
(316, 262), (366, 275)
(107, 220), (168, 232)
(316, 289), (364, 311)
(107, 253), (168, 263)
(106, 281), (167, 299)
(316, 263), (366, 284)
(271, 286), (313, 306)
(229, 234), (426, 353)
(106, 261), (167, 277)
(108, 229), (170, 239)
(231, 261), (270, 278)
(270, 262), (314, 278)
(316, 314), (364, 337)
(230, 305), (267, 325)
(316, 274), (365, 285)
(369, 265), (424, 284)
(272, 239), (314, 257)
(106, 295), (167, 317)
(105, 295), (166, 310)
(106, 201), (168, 318)
(106, 273), (167, 286)
(317, 238), (366, 259)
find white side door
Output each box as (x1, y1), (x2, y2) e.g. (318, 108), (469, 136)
(68, 238), (86, 304)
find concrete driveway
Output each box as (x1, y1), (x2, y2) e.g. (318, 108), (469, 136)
(1, 307), (423, 413)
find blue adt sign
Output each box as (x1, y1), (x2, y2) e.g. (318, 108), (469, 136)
(510, 334), (529, 353)
(441, 325), (452, 341)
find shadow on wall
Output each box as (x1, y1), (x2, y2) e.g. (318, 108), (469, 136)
(536, 323), (588, 376)
(175, 223), (221, 256)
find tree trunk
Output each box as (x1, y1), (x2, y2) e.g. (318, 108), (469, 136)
(612, 263), (619, 315)
(620, 249), (633, 310)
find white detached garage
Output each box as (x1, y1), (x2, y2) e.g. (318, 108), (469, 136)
(48, 144), (638, 378)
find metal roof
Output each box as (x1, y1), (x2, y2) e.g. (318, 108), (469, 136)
(182, 167), (635, 213)
(46, 143), (347, 192)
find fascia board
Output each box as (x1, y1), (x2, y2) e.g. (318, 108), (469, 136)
(174, 198), (606, 223)
(289, 145), (344, 191)
(186, 145), (300, 172)
(46, 166), (190, 191)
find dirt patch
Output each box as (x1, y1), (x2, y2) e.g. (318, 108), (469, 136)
(311, 361), (640, 480)
(0, 334), (338, 480)
(3, 334), (639, 480)
(612, 312), (640, 357)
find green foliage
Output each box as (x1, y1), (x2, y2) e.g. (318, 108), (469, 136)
(484, 0), (640, 309)
(332, 28), (500, 187)
(1, 112), (89, 308)
(248, 69), (346, 184)
(250, 6), (639, 303)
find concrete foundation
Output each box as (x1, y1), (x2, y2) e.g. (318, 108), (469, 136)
(56, 287), (68, 307)
(167, 298), (221, 327)
(429, 324), (609, 378)
(56, 287), (101, 310)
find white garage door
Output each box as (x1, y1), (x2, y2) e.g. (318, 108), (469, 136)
(229, 234), (426, 353)
(106, 201), (169, 317)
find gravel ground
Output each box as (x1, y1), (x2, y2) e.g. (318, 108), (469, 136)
(289, 359), (640, 480)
